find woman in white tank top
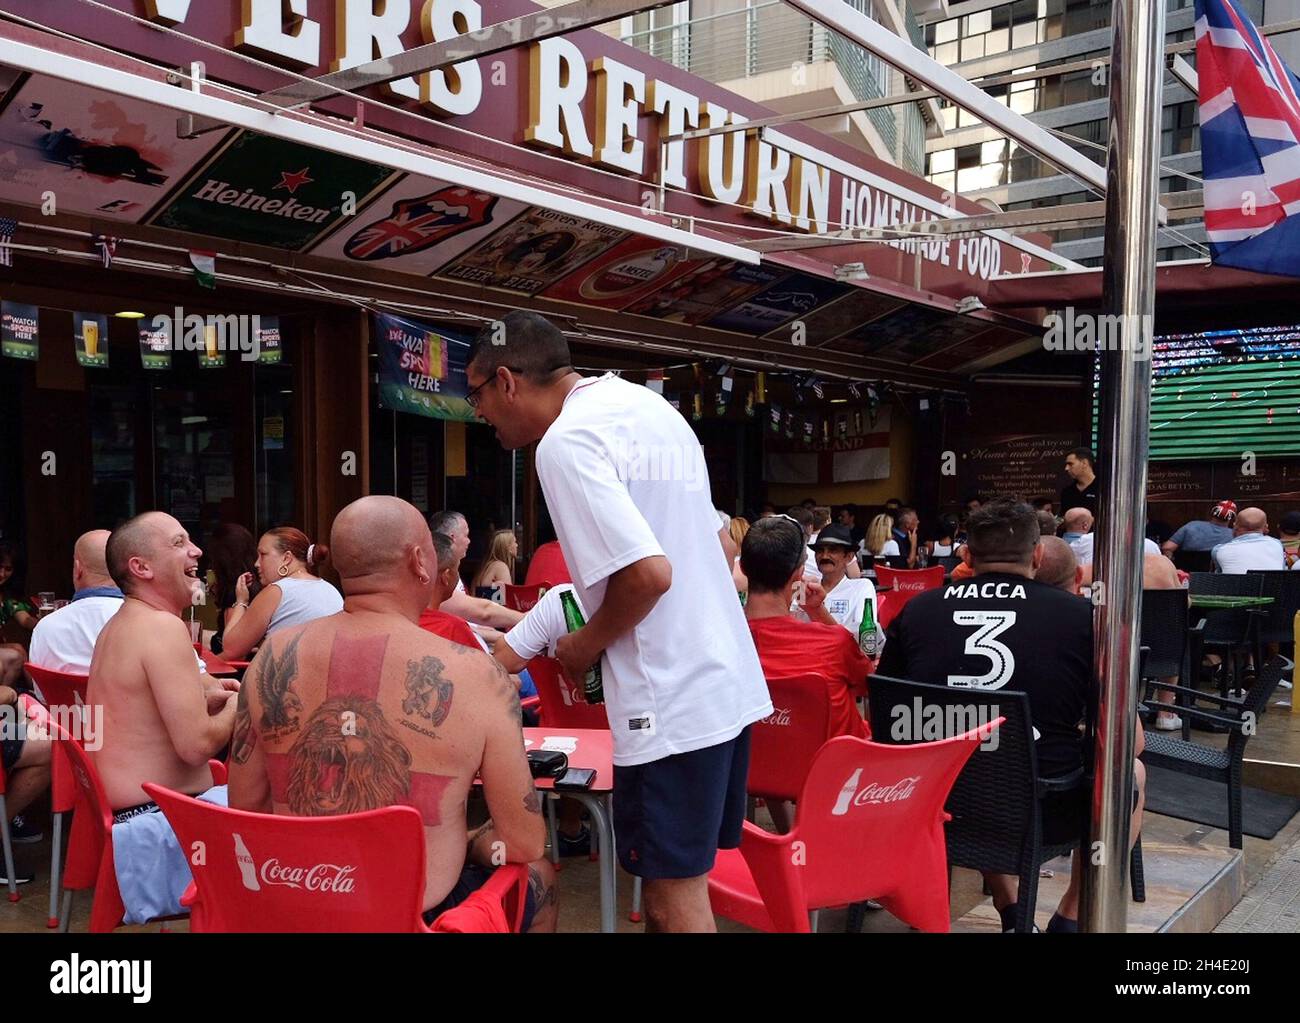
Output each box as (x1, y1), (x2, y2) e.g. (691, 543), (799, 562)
(219, 526), (343, 658)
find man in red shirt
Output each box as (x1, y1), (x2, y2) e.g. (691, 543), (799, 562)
(742, 517), (873, 740)
(419, 532), (486, 651)
(741, 516), (873, 833)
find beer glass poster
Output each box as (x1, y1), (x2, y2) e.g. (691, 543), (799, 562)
(73, 312), (108, 368)
(1, 302), (39, 361)
(138, 321), (172, 370)
(372, 312), (474, 423)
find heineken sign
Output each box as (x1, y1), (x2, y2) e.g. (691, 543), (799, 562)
(151, 133), (396, 250)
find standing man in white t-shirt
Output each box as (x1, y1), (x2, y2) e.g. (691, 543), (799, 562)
(812, 525), (877, 638)
(466, 311), (772, 932)
(28, 530), (121, 674)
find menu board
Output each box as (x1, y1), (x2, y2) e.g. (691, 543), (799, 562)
(1146, 462), (1215, 503)
(964, 433), (1080, 502)
(1146, 459), (1300, 503)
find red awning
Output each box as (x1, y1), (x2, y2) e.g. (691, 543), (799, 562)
(985, 260), (1300, 313)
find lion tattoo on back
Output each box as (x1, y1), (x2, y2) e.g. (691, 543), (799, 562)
(286, 696), (412, 816)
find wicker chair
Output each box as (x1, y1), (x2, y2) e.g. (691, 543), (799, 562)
(1140, 656), (1287, 850)
(1247, 571), (1300, 663)
(1188, 573), (1266, 696)
(859, 675), (1143, 933)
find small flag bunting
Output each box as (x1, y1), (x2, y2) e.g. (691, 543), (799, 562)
(93, 234), (118, 269)
(0, 217), (16, 267)
(189, 249), (217, 289)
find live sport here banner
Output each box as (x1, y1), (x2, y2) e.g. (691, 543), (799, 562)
(371, 312), (475, 423)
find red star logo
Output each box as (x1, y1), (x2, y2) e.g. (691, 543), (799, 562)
(275, 167), (314, 194)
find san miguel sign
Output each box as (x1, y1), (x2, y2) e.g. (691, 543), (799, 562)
(14, 0), (1054, 291)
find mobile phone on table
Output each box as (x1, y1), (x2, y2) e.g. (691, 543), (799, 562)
(554, 767), (597, 791)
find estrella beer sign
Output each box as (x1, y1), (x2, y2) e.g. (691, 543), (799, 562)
(372, 311), (475, 423)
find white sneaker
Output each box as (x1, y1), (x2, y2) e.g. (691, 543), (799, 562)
(1155, 713), (1183, 731)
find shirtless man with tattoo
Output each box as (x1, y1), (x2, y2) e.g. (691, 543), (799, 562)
(228, 495), (557, 931)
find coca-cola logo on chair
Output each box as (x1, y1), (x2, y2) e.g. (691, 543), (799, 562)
(233, 833), (357, 894)
(830, 769), (920, 815)
(757, 707), (792, 727)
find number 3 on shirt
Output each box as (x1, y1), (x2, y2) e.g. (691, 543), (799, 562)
(948, 611), (1017, 689)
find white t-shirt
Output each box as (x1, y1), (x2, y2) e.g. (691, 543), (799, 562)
(503, 584), (579, 660)
(821, 576), (877, 636)
(803, 545), (822, 582)
(266, 577), (343, 634)
(1212, 533), (1286, 574)
(28, 594), (123, 674)
(1069, 533), (1160, 566)
(535, 374), (772, 766)
(28, 592), (207, 676)
(863, 540), (900, 557)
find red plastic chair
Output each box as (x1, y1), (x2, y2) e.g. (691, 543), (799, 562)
(749, 674), (837, 803)
(874, 565), (945, 596)
(54, 719), (224, 932)
(504, 584), (549, 613)
(25, 664), (89, 926)
(708, 721), (1001, 933)
(142, 784), (528, 933)
(876, 589), (905, 631)
(527, 656), (609, 729)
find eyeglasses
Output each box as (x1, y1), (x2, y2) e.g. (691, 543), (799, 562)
(465, 366), (520, 409)
(465, 363), (572, 408)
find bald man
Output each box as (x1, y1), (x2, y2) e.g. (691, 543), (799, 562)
(89, 512), (237, 924)
(29, 530), (121, 674)
(1212, 507), (1285, 573)
(229, 496), (556, 931)
(1060, 507), (1093, 544)
(1034, 537), (1082, 593)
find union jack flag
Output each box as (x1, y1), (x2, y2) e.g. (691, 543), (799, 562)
(1196, 0), (1300, 276)
(344, 187), (496, 261)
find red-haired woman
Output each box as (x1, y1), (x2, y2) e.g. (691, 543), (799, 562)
(220, 527), (342, 659)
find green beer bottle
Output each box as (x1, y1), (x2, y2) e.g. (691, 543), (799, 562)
(559, 590), (604, 705)
(858, 597), (880, 658)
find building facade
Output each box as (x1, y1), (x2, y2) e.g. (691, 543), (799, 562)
(922, 0), (1300, 266)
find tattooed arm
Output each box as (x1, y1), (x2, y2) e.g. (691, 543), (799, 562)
(476, 656), (546, 863)
(227, 646), (272, 813)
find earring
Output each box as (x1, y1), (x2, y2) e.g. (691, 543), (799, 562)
(278, 565), (289, 577)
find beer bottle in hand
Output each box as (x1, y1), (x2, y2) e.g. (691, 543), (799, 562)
(559, 590), (603, 705)
(858, 597), (880, 659)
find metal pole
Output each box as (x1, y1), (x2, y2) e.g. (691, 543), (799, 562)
(1081, 0), (1165, 934)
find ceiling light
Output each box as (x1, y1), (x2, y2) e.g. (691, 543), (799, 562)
(115, 311), (146, 319)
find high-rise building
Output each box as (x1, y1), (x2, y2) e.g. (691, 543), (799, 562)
(921, 0), (1300, 266)
(617, 0), (947, 175)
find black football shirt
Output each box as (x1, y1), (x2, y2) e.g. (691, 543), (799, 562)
(876, 572), (1093, 777)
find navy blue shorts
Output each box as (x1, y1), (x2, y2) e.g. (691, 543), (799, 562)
(423, 864), (538, 931)
(613, 727), (751, 880)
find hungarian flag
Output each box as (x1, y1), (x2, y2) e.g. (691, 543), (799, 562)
(189, 249), (217, 289)
(1196, 0), (1300, 276)
(763, 407), (891, 484)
